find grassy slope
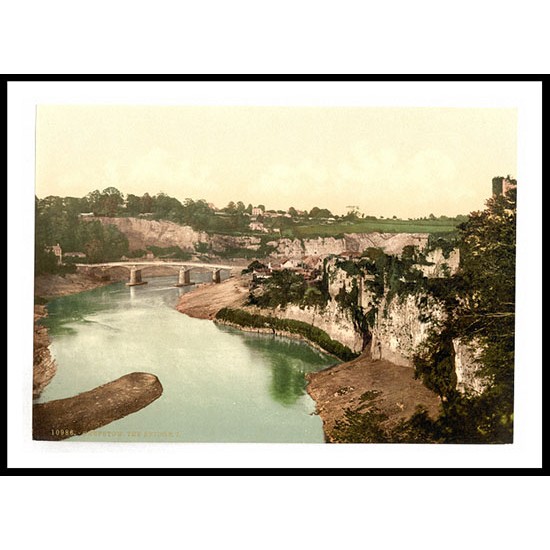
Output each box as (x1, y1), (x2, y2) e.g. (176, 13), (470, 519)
(290, 218), (459, 238)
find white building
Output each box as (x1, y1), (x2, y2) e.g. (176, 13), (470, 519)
(249, 222), (269, 233)
(251, 207), (263, 217)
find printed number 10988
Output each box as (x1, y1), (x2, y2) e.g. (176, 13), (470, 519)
(51, 429), (75, 437)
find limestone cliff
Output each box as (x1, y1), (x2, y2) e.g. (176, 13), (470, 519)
(344, 233), (429, 256)
(93, 217), (268, 254)
(91, 217), (208, 251)
(91, 217), (430, 259)
(209, 234), (262, 253)
(256, 258), (450, 363)
(33, 305), (56, 398)
(370, 293), (447, 367)
(269, 232), (429, 258)
(418, 248), (460, 278)
(302, 255), (483, 395)
(251, 257), (369, 354)
(255, 301), (363, 354)
(453, 338), (488, 395)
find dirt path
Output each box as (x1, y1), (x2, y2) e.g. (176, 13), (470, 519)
(307, 352), (441, 442)
(175, 276), (250, 320)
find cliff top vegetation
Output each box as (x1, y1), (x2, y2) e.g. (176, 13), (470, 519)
(37, 187), (466, 239)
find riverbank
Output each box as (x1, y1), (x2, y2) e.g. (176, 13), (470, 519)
(175, 276), (250, 319)
(34, 272), (118, 300)
(306, 352), (441, 442)
(33, 272), (120, 399)
(175, 276), (354, 360)
(33, 305), (57, 398)
(214, 318), (344, 360)
(215, 308), (357, 361)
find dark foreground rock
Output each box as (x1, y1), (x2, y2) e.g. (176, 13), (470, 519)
(33, 372), (163, 441)
(33, 305), (57, 398)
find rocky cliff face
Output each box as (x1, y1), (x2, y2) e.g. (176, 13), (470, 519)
(453, 338), (488, 395)
(260, 258), (452, 363)
(94, 217), (269, 254)
(418, 248), (460, 278)
(209, 234), (262, 253)
(263, 302), (363, 354)
(371, 294), (447, 367)
(260, 258), (373, 354)
(92, 217), (431, 260)
(33, 305), (57, 398)
(309, 257), (483, 394)
(269, 237), (346, 258)
(344, 233), (429, 256)
(92, 217), (209, 251)
(269, 233), (430, 258)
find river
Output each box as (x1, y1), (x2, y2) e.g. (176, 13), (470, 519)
(35, 275), (337, 442)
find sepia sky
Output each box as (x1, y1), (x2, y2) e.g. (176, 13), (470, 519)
(35, 105), (517, 217)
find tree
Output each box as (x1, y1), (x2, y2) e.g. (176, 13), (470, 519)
(103, 224), (129, 260)
(242, 260), (266, 274)
(86, 190), (102, 215)
(309, 206), (333, 219)
(413, 183), (517, 443)
(101, 187), (124, 217)
(84, 239), (104, 263)
(456, 187), (516, 418)
(344, 206), (360, 221)
(140, 193), (153, 213)
(224, 201), (237, 213)
(252, 269), (307, 308)
(126, 194), (142, 216)
(185, 199), (214, 230)
(153, 193), (184, 221)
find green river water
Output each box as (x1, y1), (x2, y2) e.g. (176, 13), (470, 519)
(36, 275), (337, 442)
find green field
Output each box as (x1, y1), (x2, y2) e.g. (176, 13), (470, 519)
(288, 218), (461, 238)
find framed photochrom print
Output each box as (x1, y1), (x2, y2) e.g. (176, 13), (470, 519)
(21, 80), (537, 466)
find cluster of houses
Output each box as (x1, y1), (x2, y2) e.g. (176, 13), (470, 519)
(251, 251), (376, 284)
(45, 244), (86, 265)
(251, 256), (325, 282)
(248, 221), (270, 233)
(247, 208), (293, 233)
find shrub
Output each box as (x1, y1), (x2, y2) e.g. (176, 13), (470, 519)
(215, 308), (358, 361)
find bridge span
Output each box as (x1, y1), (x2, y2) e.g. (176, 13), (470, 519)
(76, 261), (237, 287)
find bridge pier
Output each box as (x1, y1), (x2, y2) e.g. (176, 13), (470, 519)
(126, 267), (148, 287)
(212, 269), (222, 284)
(175, 267), (192, 287)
